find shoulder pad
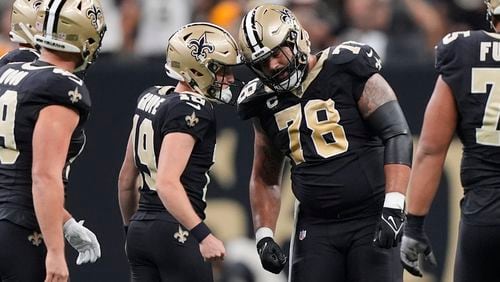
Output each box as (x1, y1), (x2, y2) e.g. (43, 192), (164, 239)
(30, 66), (90, 115)
(330, 42), (379, 67)
(237, 78), (273, 105)
(329, 41), (382, 78)
(155, 85), (176, 95)
(435, 31), (472, 72)
(0, 48), (39, 68)
(157, 92), (215, 140)
(237, 78), (273, 120)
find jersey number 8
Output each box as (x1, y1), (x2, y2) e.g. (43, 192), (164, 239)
(274, 99), (348, 164)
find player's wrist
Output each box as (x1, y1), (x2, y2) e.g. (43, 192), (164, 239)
(383, 192), (405, 210)
(63, 217), (77, 233)
(405, 213), (426, 237)
(190, 221), (211, 243)
(255, 227), (274, 245)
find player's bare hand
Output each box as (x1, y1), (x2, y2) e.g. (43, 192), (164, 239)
(199, 234), (225, 262)
(44, 251), (69, 282)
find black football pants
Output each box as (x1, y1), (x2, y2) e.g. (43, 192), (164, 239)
(126, 219), (213, 282)
(0, 220), (46, 282)
(289, 214), (403, 282)
(454, 219), (500, 282)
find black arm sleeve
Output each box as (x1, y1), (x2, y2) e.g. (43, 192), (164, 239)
(366, 100), (413, 167)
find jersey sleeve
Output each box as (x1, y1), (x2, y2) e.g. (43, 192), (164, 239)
(160, 95), (215, 142)
(31, 69), (91, 120)
(329, 43), (382, 101)
(237, 78), (270, 120)
(0, 49), (39, 68)
(331, 43), (382, 77)
(435, 32), (467, 83)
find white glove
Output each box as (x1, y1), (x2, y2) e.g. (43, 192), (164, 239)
(63, 218), (101, 265)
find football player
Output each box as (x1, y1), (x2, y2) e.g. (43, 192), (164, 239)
(118, 22), (241, 281)
(0, 0), (41, 67)
(237, 4), (412, 281)
(401, 0), (500, 281)
(0, 0), (106, 281)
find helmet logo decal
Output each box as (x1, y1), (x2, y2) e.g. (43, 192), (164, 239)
(188, 32), (215, 61)
(86, 5), (103, 30)
(275, 9), (294, 24)
(33, 0), (43, 10)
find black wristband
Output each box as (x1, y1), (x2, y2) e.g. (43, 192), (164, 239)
(405, 213), (426, 236)
(190, 222), (211, 243)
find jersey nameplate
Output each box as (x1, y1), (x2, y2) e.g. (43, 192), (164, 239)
(0, 69), (28, 86)
(480, 42), (500, 62)
(137, 93), (166, 115)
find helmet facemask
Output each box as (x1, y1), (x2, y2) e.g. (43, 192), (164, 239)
(76, 25), (107, 72)
(248, 30), (308, 93)
(238, 4), (311, 93)
(486, 0), (500, 31)
(204, 61), (242, 105)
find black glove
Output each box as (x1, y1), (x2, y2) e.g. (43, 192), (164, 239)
(400, 214), (437, 277)
(256, 237), (287, 274)
(373, 207), (405, 248)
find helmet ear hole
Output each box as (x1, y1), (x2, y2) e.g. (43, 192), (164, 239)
(208, 62), (219, 73)
(207, 86), (216, 96)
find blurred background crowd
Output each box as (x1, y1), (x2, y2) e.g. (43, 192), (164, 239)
(0, 0), (491, 64)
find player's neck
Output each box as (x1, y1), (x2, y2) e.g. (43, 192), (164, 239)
(307, 54), (317, 72)
(18, 43), (33, 49)
(175, 81), (196, 93)
(38, 48), (80, 72)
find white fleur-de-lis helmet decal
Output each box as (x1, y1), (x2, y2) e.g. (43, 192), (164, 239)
(188, 32), (215, 61)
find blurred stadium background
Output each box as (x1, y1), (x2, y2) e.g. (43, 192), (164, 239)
(0, 0), (489, 281)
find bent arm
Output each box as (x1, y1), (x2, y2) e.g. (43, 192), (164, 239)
(118, 132), (140, 226)
(32, 105), (79, 254)
(359, 73), (412, 200)
(250, 118), (286, 234)
(407, 76), (456, 215)
(156, 132), (202, 230)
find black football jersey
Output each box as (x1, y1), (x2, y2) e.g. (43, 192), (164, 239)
(0, 48), (39, 67)
(238, 42), (386, 220)
(0, 60), (91, 230)
(436, 30), (500, 224)
(131, 86), (216, 222)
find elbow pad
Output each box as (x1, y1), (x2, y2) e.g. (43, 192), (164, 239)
(366, 100), (413, 167)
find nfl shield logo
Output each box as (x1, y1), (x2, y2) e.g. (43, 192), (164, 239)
(299, 230), (307, 241)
